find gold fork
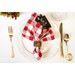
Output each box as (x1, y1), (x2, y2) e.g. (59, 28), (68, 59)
(8, 26), (14, 58)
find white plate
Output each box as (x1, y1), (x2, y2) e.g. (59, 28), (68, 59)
(14, 12), (60, 61)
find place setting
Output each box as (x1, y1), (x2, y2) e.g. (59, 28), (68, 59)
(7, 12), (73, 62)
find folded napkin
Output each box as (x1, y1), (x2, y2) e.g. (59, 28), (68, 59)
(22, 13), (55, 60)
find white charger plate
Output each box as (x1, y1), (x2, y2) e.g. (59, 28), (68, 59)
(14, 12), (60, 61)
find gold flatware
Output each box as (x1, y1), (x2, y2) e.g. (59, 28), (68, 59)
(64, 34), (72, 61)
(8, 26), (14, 58)
(59, 23), (64, 58)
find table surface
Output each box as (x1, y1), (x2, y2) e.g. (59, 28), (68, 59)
(0, 12), (75, 63)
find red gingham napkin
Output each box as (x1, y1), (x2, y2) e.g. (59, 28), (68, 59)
(22, 13), (55, 60)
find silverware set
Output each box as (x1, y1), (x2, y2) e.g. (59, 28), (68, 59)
(59, 23), (73, 61)
(8, 24), (72, 61)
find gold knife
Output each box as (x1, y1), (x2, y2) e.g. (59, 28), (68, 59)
(59, 23), (64, 58)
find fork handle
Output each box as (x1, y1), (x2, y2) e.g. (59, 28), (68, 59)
(10, 37), (14, 58)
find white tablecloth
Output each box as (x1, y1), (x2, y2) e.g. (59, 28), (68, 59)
(0, 12), (75, 63)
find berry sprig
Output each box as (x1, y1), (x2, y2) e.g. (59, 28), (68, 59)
(0, 12), (20, 20)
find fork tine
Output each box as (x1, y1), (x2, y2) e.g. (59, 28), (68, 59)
(8, 26), (13, 33)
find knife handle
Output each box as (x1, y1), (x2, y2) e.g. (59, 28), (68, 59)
(60, 43), (64, 58)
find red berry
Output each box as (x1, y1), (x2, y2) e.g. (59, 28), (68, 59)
(14, 13), (16, 16)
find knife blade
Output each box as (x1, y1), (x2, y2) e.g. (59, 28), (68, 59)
(59, 23), (64, 58)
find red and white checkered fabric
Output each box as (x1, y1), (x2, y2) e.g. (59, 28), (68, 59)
(22, 12), (55, 60)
